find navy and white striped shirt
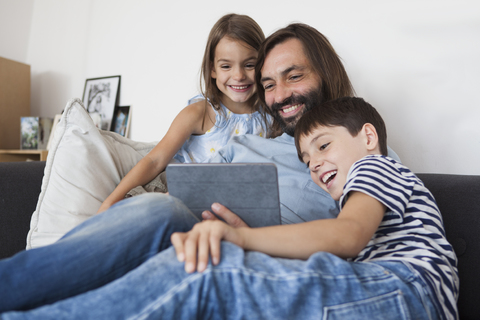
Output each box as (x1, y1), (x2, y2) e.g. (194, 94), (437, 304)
(340, 155), (459, 319)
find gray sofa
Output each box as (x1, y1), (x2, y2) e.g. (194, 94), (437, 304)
(0, 161), (478, 319)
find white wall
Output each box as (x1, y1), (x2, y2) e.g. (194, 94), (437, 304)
(1, 0), (479, 175)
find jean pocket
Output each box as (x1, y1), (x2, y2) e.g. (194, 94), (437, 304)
(323, 290), (410, 320)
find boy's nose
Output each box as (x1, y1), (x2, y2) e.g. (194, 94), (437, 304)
(309, 157), (323, 171)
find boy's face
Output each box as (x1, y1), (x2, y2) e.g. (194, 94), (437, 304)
(298, 125), (373, 201)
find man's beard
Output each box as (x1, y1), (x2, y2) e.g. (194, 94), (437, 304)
(269, 86), (324, 136)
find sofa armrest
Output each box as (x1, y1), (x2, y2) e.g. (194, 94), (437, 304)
(417, 173), (480, 320)
(0, 161), (46, 259)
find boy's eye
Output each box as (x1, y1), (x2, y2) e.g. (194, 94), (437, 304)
(319, 143), (330, 151)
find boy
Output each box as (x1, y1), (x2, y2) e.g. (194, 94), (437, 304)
(171, 96), (458, 319)
(294, 96), (459, 319)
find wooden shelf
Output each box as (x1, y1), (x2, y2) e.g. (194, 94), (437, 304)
(0, 149), (48, 162)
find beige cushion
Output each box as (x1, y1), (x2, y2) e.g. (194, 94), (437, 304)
(27, 98), (156, 249)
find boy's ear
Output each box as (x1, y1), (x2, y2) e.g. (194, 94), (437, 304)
(363, 123), (379, 153)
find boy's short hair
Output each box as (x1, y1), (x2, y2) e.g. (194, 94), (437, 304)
(294, 97), (388, 158)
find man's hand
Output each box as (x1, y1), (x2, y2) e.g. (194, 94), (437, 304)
(201, 203), (249, 228)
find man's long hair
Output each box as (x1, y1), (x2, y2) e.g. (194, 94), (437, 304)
(255, 24), (355, 136)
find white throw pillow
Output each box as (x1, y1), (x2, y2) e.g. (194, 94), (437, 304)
(26, 98), (157, 249)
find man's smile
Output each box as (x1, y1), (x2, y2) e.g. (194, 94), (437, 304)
(280, 103), (303, 117)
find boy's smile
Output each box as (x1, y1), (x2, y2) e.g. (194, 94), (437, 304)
(299, 125), (373, 201)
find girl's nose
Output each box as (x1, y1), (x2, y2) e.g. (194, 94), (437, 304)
(232, 67), (246, 81)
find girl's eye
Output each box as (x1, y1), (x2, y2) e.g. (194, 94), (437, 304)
(221, 65), (231, 70)
(245, 63), (255, 69)
(319, 143), (330, 151)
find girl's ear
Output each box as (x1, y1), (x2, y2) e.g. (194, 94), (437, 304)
(363, 123), (379, 153)
(211, 65), (217, 79)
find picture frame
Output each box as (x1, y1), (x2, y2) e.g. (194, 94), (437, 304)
(20, 117), (54, 150)
(110, 105), (131, 137)
(82, 75), (121, 131)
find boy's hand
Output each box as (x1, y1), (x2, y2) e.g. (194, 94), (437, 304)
(171, 217), (245, 273)
(201, 203), (249, 228)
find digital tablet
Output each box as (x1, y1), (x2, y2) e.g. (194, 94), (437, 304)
(166, 163), (281, 228)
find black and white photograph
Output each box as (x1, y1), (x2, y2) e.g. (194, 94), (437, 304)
(111, 105), (131, 137)
(82, 75), (121, 131)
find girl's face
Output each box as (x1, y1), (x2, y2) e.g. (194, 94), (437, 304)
(211, 37), (257, 111)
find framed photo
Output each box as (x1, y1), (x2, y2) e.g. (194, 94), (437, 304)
(110, 106), (131, 137)
(82, 75), (121, 131)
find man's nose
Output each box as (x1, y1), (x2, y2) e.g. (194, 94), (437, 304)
(274, 83), (291, 104)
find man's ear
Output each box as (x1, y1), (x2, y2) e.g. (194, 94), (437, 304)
(362, 123), (379, 153)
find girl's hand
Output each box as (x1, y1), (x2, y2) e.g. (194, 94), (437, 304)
(97, 201), (113, 214)
(171, 219), (245, 273)
(201, 202), (249, 228)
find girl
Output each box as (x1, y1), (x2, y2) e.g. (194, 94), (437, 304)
(98, 14), (268, 213)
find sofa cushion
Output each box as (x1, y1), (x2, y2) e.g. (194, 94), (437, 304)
(26, 98), (156, 249)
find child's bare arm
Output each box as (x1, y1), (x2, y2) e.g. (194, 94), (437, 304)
(171, 191), (385, 272)
(98, 101), (212, 213)
(240, 191), (385, 259)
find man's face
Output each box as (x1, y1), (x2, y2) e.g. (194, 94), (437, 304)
(260, 38), (323, 136)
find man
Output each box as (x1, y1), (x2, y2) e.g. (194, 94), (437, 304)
(1, 24), (405, 319)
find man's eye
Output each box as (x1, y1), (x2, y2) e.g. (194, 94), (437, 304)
(263, 84), (274, 90)
(289, 74), (302, 81)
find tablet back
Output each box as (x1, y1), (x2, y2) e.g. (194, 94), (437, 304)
(166, 163), (280, 228)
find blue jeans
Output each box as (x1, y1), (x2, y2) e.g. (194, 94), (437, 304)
(0, 193), (198, 313)
(1, 196), (440, 320)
